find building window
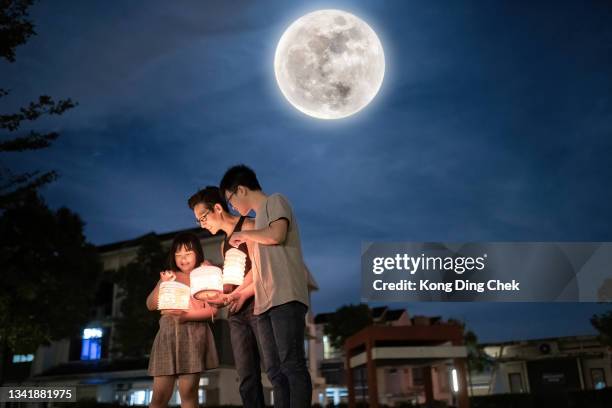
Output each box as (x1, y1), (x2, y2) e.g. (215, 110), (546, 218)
(125, 389), (152, 406)
(508, 372), (524, 393)
(81, 327), (103, 360)
(591, 368), (606, 390)
(129, 390), (149, 406)
(412, 367), (424, 386)
(325, 387), (348, 405)
(12, 354), (34, 363)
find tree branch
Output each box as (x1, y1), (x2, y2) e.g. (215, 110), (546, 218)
(0, 95), (77, 131)
(0, 130), (58, 151)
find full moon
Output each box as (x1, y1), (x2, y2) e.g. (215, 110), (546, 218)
(274, 10), (385, 120)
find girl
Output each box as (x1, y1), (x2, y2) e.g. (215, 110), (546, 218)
(146, 232), (218, 408)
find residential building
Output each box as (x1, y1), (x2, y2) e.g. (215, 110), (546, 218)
(469, 335), (611, 396)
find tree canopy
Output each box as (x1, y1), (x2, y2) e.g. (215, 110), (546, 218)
(112, 234), (166, 357)
(323, 304), (372, 350)
(0, 192), (102, 352)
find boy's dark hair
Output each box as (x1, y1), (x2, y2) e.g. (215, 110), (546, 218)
(168, 232), (205, 272)
(219, 164), (262, 199)
(188, 186), (229, 213)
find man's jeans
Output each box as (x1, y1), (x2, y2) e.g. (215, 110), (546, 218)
(256, 301), (312, 408)
(229, 299), (266, 408)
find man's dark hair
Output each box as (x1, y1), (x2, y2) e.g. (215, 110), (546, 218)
(188, 186), (229, 212)
(219, 164), (262, 198)
(168, 232), (205, 272)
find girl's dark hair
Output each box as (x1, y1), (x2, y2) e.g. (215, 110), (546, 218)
(168, 232), (204, 272)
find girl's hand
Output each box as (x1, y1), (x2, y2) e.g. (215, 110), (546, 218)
(160, 270), (176, 281)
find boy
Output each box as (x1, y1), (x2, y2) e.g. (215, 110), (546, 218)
(220, 164), (312, 408)
(188, 186), (265, 408)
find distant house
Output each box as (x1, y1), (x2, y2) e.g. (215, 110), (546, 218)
(312, 306), (467, 407)
(2, 227), (322, 406)
(470, 335), (611, 396)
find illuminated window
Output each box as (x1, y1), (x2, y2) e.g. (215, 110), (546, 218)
(325, 387), (348, 405)
(81, 327), (103, 360)
(83, 328), (103, 339)
(128, 390), (151, 406)
(12, 354), (34, 363)
(591, 368), (606, 390)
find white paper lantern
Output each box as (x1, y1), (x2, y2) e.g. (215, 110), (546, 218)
(158, 281), (191, 310)
(223, 248), (246, 286)
(190, 265), (223, 300)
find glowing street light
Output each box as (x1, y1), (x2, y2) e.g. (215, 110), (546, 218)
(451, 368), (459, 393)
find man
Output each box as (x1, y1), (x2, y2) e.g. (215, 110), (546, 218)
(220, 164), (312, 408)
(188, 186), (265, 408)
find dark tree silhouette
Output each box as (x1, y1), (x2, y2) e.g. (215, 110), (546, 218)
(323, 304), (372, 350)
(0, 4), (89, 384)
(112, 234), (166, 358)
(0, 0), (35, 62)
(0, 0), (76, 209)
(0, 192), (102, 353)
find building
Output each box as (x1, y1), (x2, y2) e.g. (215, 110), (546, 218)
(2, 227), (322, 406)
(469, 335), (611, 396)
(311, 306), (470, 407)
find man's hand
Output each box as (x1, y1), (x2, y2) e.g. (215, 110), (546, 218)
(160, 270), (176, 281)
(229, 231), (248, 247)
(201, 259), (213, 266)
(228, 290), (248, 313)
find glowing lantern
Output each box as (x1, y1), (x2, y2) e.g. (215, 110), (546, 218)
(191, 265), (223, 300)
(223, 248), (246, 286)
(158, 281), (190, 310)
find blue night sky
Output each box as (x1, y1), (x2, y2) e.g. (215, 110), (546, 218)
(2, 0), (611, 342)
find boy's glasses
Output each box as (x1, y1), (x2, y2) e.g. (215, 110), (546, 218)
(195, 209), (211, 225)
(226, 191), (237, 211)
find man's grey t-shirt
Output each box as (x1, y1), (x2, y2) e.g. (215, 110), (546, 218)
(251, 193), (310, 315)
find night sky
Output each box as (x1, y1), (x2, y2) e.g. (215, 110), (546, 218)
(2, 0), (611, 342)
